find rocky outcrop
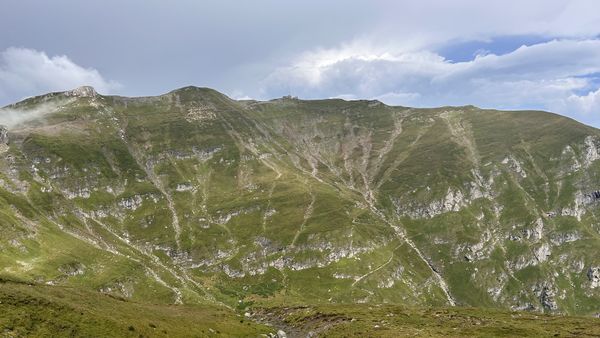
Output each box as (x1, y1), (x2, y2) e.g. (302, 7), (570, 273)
(523, 218), (544, 241)
(99, 280), (134, 298)
(534, 243), (552, 263)
(583, 136), (600, 167)
(560, 192), (589, 221)
(502, 155), (527, 178)
(175, 183), (194, 192)
(63, 187), (91, 199)
(0, 125), (8, 144)
(118, 195), (143, 210)
(65, 86), (97, 98)
(0, 125), (8, 153)
(550, 232), (581, 245)
(588, 267), (600, 288)
(538, 283), (558, 311)
(393, 188), (467, 219)
(58, 262), (85, 276)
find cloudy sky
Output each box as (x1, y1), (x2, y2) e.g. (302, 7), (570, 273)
(2, 1), (600, 125)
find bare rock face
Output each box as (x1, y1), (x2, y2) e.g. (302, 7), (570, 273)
(538, 283), (558, 311)
(583, 136), (600, 167)
(534, 243), (552, 263)
(65, 86), (97, 98)
(0, 125), (8, 153)
(589, 267), (600, 288)
(0, 125), (8, 144)
(58, 262), (85, 276)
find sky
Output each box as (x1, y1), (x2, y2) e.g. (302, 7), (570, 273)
(2, 0), (600, 126)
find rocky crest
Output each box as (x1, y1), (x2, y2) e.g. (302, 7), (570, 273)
(65, 86), (98, 98)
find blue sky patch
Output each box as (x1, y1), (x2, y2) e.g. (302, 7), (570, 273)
(438, 35), (551, 62)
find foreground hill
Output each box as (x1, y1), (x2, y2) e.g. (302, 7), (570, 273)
(0, 86), (599, 320)
(1, 279), (599, 337)
(0, 279), (270, 337)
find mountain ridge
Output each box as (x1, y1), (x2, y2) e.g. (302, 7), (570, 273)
(3, 85), (593, 135)
(0, 86), (599, 320)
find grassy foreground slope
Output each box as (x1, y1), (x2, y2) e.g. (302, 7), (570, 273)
(1, 280), (599, 338)
(0, 279), (271, 337)
(254, 304), (600, 337)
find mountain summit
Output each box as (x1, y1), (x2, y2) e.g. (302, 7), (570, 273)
(0, 87), (599, 318)
(65, 86), (98, 98)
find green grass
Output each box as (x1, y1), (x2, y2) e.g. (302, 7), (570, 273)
(253, 304), (600, 337)
(0, 280), (272, 337)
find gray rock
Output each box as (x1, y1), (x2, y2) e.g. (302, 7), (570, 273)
(65, 86), (97, 98)
(539, 284), (558, 311)
(0, 125), (8, 145)
(58, 262), (85, 276)
(534, 243), (552, 263)
(588, 267), (600, 288)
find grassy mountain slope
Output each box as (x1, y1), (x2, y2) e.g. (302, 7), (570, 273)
(0, 86), (599, 321)
(0, 279), (271, 337)
(253, 304), (600, 337)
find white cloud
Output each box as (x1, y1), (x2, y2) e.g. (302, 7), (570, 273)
(0, 102), (62, 128)
(260, 38), (600, 126)
(566, 88), (600, 113)
(0, 47), (119, 104)
(368, 0), (600, 49)
(3, 2), (600, 126)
